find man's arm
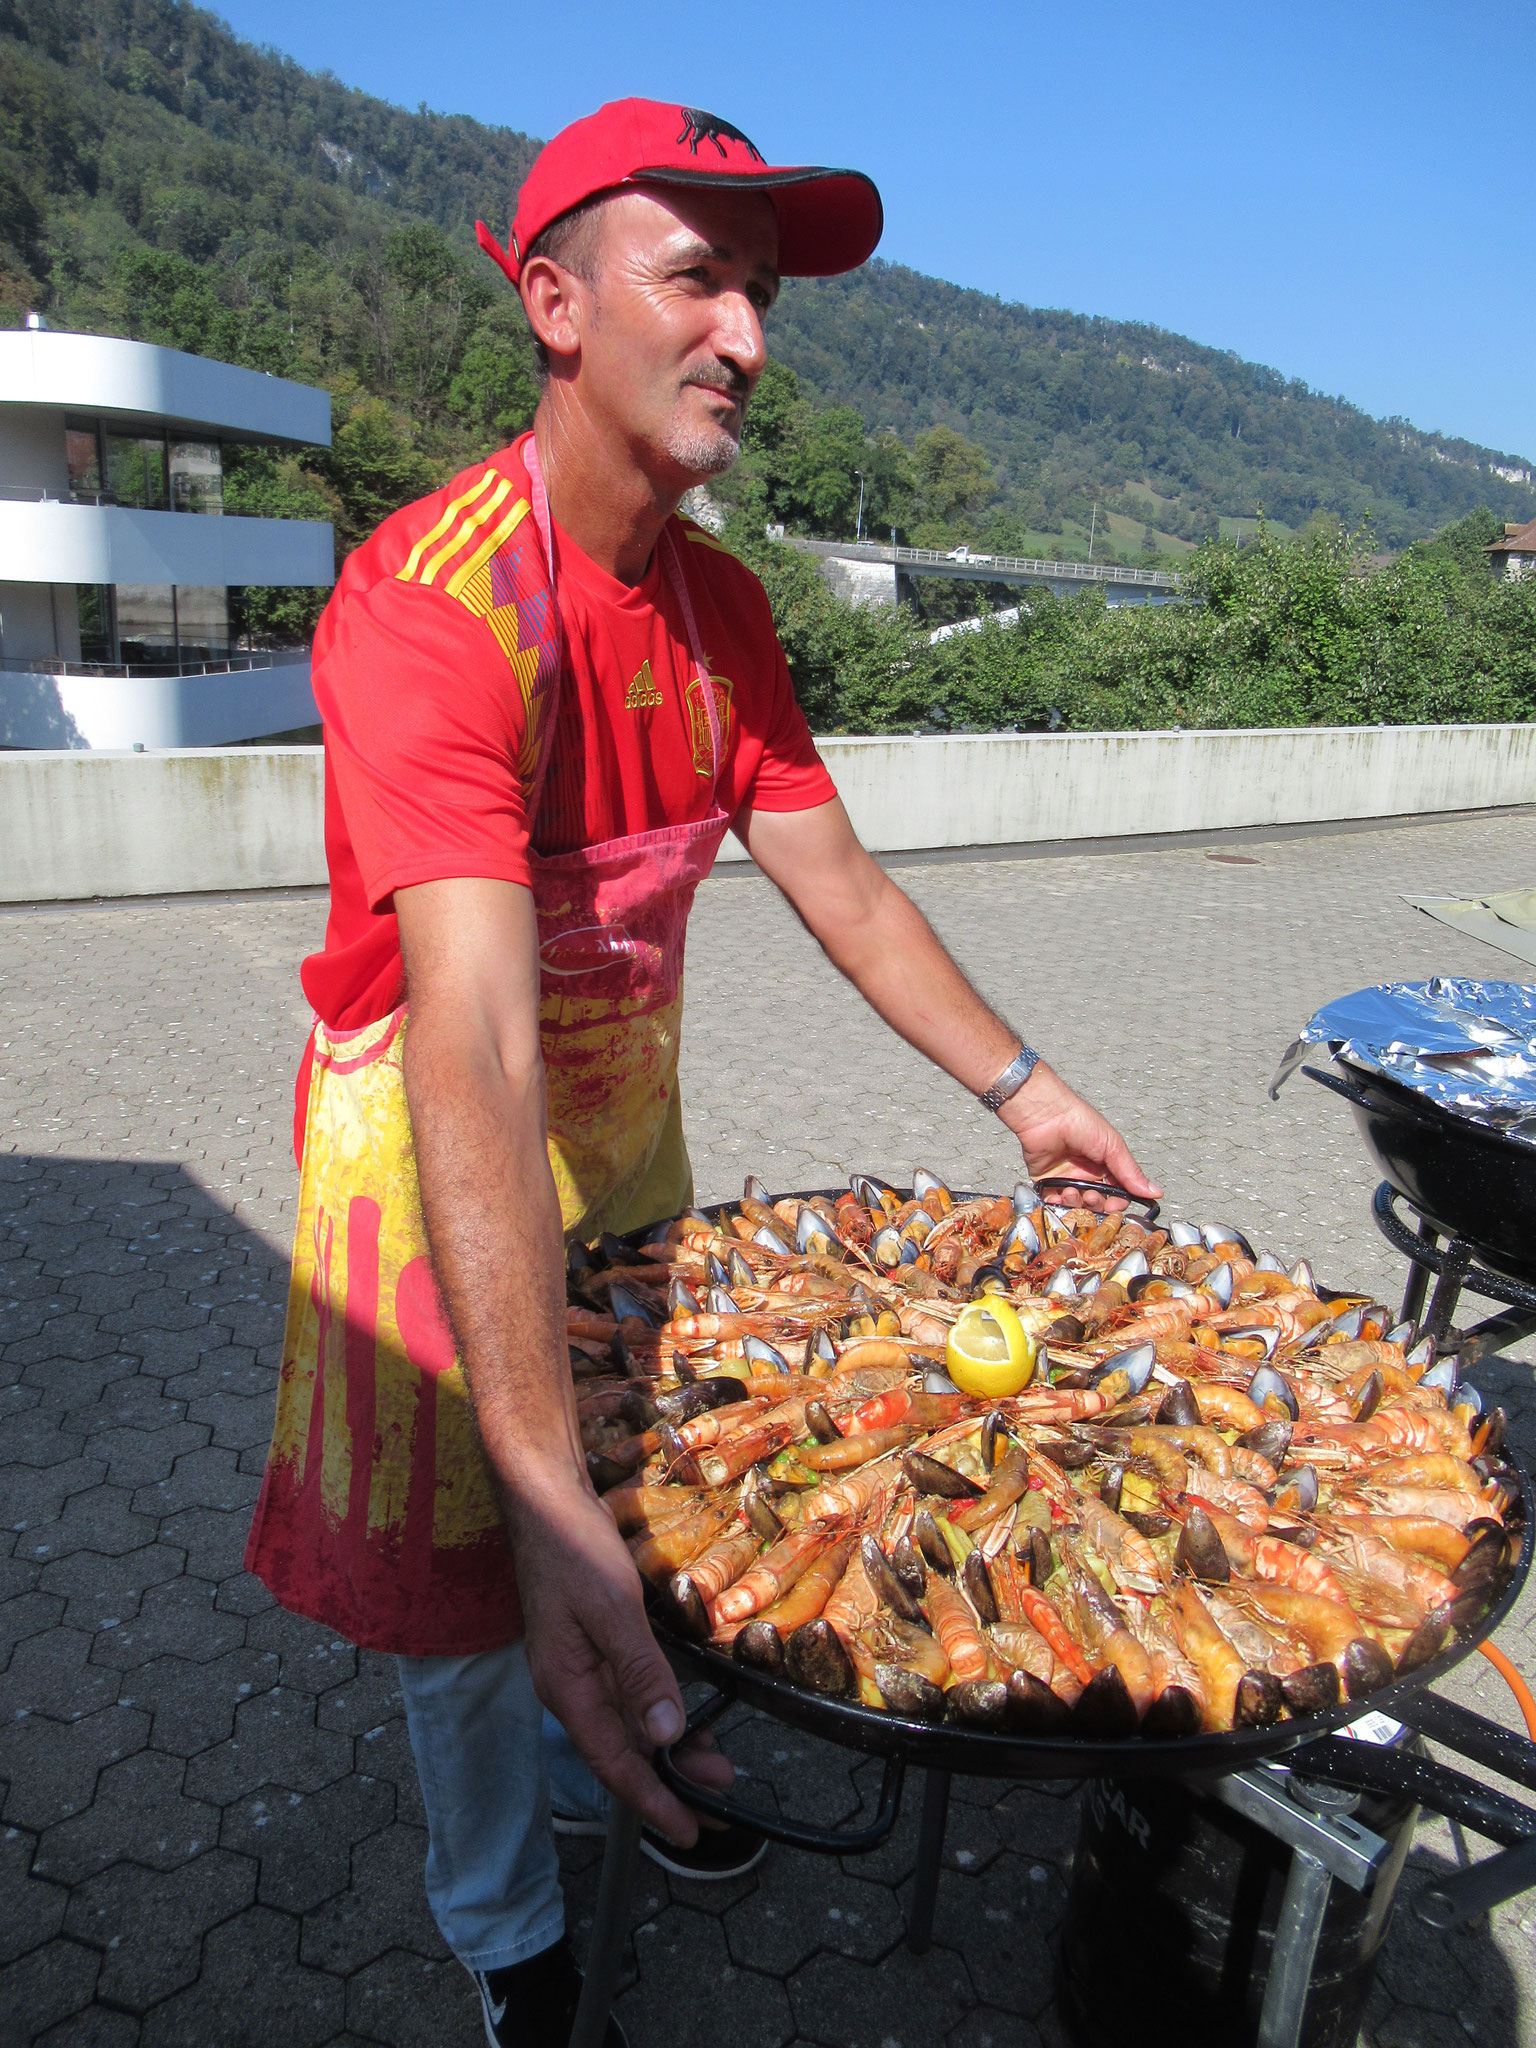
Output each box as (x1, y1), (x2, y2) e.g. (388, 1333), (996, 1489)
(395, 877), (728, 1840)
(739, 798), (1159, 1204)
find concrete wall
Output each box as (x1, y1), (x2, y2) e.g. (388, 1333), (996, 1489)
(817, 556), (898, 608)
(0, 332), (333, 448)
(2, 722), (1532, 903)
(0, 500), (334, 586)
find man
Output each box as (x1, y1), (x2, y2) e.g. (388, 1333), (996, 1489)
(246, 98), (1157, 2048)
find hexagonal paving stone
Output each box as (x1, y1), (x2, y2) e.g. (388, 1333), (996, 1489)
(245, 1605), (358, 1695)
(131, 1445), (261, 1519)
(119, 1646), (281, 1757)
(316, 1652), (403, 1736)
(0, 1820), (69, 1965)
(725, 1851), (904, 1974)
(788, 1940), (976, 2048)
(946, 2006), (1044, 2048)
(155, 1503), (252, 1585)
(65, 1847), (256, 2011)
(221, 1770), (395, 1913)
(30, 1484), (162, 1563)
(344, 1948), (479, 2048)
(622, 1904), (794, 2048)
(35, 2004), (142, 2046)
(0, 1700), (150, 1829)
(184, 1685), (354, 1805)
(925, 1852), (1066, 2019)
(38, 1541), (186, 1631)
(352, 1715), (427, 1829)
(138, 1903), (345, 2048)
(0, 1589), (67, 1664)
(0, 1623), (120, 1723)
(0, 1936), (100, 2042)
(89, 1575), (246, 1670)
(300, 1820), (445, 1975)
(36, 1747), (220, 1883)
(79, 1421), (211, 1492)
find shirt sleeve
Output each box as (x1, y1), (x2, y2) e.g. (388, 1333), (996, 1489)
(316, 574), (535, 911)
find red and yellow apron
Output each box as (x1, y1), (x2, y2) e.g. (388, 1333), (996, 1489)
(246, 455), (730, 1656)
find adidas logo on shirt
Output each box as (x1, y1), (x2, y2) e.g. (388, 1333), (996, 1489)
(624, 661), (664, 710)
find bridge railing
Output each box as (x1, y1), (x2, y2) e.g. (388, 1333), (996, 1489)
(786, 536), (1180, 590)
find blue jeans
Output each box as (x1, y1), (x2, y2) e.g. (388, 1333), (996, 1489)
(398, 1638), (608, 1972)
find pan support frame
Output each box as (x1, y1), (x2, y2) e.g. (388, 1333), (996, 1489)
(1372, 1182), (1536, 1357)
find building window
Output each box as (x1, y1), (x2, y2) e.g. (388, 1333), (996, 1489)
(76, 585), (117, 665)
(114, 585), (178, 665)
(170, 440), (223, 515)
(175, 586), (230, 663)
(104, 433), (170, 511)
(64, 419), (103, 497)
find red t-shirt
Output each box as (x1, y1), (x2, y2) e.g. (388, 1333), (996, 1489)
(298, 436), (834, 1108)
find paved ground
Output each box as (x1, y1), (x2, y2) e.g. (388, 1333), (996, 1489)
(3, 805), (1536, 2048)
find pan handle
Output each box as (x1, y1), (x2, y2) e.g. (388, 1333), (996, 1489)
(653, 1687), (907, 1856)
(1286, 1734), (1536, 1846)
(1300, 1064), (1444, 1130)
(1033, 1176), (1160, 1224)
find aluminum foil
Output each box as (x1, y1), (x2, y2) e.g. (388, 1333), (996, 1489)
(1269, 978), (1536, 1145)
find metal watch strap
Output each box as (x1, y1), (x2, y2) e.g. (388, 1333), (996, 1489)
(978, 1045), (1040, 1114)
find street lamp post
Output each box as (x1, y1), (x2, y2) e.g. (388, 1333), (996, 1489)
(854, 471), (866, 542)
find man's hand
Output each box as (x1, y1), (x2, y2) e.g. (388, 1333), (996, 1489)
(511, 1476), (734, 1846)
(998, 1060), (1160, 1211)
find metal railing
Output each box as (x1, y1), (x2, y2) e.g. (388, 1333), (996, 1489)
(788, 535), (1180, 589)
(0, 649), (310, 680)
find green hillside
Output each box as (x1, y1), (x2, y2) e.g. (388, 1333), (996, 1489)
(4, 0), (1534, 578)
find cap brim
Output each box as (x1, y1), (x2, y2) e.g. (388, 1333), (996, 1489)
(629, 164), (882, 277)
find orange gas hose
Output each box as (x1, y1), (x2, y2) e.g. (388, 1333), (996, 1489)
(1478, 1639), (1536, 1741)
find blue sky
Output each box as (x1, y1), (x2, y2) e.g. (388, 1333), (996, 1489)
(219, 0), (1535, 462)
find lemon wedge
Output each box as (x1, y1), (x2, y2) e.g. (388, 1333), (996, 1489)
(946, 1298), (1037, 1398)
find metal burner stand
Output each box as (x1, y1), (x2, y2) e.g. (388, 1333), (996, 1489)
(1370, 1183), (1536, 1366)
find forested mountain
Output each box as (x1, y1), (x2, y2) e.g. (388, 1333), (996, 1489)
(4, 0), (1534, 568)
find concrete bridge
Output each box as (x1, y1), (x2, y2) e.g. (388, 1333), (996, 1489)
(785, 535), (1182, 609)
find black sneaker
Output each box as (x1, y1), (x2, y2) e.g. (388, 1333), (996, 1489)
(466, 1936), (629, 2048)
(552, 1805), (768, 1882)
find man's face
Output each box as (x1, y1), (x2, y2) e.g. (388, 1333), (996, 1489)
(554, 185), (780, 481)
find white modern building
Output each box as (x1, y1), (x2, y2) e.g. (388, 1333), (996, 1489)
(0, 323), (334, 748)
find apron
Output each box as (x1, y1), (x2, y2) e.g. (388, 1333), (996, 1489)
(245, 446), (731, 1656)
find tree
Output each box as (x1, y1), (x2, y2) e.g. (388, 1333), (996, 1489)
(911, 425), (993, 531)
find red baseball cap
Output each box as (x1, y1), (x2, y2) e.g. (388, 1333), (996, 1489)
(476, 98), (882, 285)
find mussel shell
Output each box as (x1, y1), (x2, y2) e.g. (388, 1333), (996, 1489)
(1077, 1273), (1103, 1297)
(666, 1575), (713, 1642)
(971, 1264), (1010, 1295)
(871, 1224), (906, 1269)
(1353, 1370), (1385, 1423)
(727, 1247), (756, 1289)
(1248, 1364), (1300, 1421)
(1383, 1320), (1416, 1348)
(1396, 1607), (1454, 1674)
(744, 1174), (773, 1205)
(1044, 1314), (1086, 1345)
(903, 1450), (986, 1499)
(981, 1410), (1011, 1470)
(656, 1424), (704, 1486)
(1006, 1212), (1042, 1256)
(1071, 1665), (1140, 1740)
(1091, 1341), (1156, 1396)
(913, 1509), (954, 1575)
(912, 1168), (951, 1202)
(743, 1486), (784, 1542)
(1028, 1527), (1056, 1587)
(945, 1678), (1008, 1729)
(732, 1618), (786, 1677)
(1406, 1335), (1437, 1371)
(1045, 1267), (1081, 1298)
(1201, 1222), (1251, 1255)
(742, 1335), (789, 1376)
(1004, 1668), (1073, 1734)
(1098, 1463), (1125, 1515)
(1175, 1504), (1231, 1583)
(1274, 1463), (1319, 1515)
(619, 1389), (662, 1431)
(1343, 1638), (1395, 1699)
(668, 1277), (701, 1316)
(804, 1399), (842, 1445)
(707, 1284), (738, 1316)
(1036, 1436), (1096, 1470)
(1205, 1261), (1234, 1309)
(877, 1665), (947, 1721)
(1122, 1510), (1173, 1538)
(597, 1231), (631, 1267)
(1475, 1407), (1509, 1457)
(902, 1209), (935, 1247)
(1233, 1671), (1284, 1727)
(1280, 1661), (1342, 1713)
(1452, 1384), (1484, 1419)
(1239, 1418), (1293, 1466)
(850, 1174), (884, 1210)
(1318, 1305), (1365, 1344)
(797, 1206), (840, 1253)
(1453, 1523), (1510, 1589)
(1169, 1221), (1203, 1248)
(568, 1240), (599, 1276)
(810, 1326), (840, 1367)
(1290, 1258), (1316, 1292)
(1157, 1380), (1203, 1427)
(961, 1548), (1000, 1625)
(785, 1618), (857, 1697)
(585, 1451), (631, 1492)
(890, 1537), (928, 1597)
(607, 1282), (660, 1328)
(1107, 1249), (1151, 1284)
(753, 1223), (795, 1256)
(1012, 1181), (1035, 1215)
(1418, 1358), (1459, 1398)
(1221, 1323), (1281, 1359)
(923, 1367), (965, 1396)
(706, 1251), (732, 1286)
(859, 1535), (923, 1624)
(1141, 1686), (1201, 1740)
(1256, 1251), (1287, 1274)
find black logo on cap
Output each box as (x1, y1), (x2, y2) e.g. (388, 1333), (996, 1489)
(677, 109), (765, 163)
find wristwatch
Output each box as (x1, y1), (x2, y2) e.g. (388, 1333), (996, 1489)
(977, 1044), (1041, 1114)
